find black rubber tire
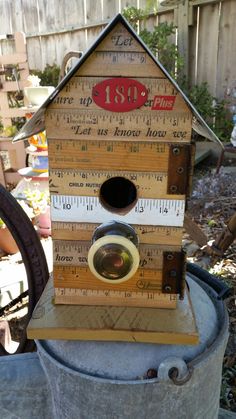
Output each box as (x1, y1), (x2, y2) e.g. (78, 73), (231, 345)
(0, 184), (49, 355)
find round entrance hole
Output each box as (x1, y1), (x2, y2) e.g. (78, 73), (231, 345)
(99, 176), (137, 213)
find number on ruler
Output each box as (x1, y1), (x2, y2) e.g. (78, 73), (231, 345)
(63, 203), (71, 210)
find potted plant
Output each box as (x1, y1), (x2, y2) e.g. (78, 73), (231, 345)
(24, 187), (51, 237)
(24, 75), (54, 106)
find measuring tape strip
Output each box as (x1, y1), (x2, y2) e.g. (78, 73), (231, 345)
(51, 195), (185, 227)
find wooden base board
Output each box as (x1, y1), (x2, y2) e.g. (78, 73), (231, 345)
(27, 277), (199, 345)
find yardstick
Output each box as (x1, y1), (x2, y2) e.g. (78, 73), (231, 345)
(48, 139), (169, 171)
(46, 109), (192, 142)
(49, 169), (180, 199)
(54, 76), (178, 101)
(53, 265), (163, 292)
(53, 240), (180, 269)
(94, 50), (147, 65)
(51, 222), (183, 245)
(51, 195), (185, 227)
(54, 286), (177, 308)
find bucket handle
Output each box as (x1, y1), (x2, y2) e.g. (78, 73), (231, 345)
(168, 365), (194, 386)
(158, 356), (193, 386)
(187, 262), (233, 300)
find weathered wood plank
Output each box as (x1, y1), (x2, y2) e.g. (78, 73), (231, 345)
(27, 277), (199, 344)
(196, 2), (220, 95)
(103, 0), (120, 19)
(0, 53), (27, 65)
(216, 0), (236, 99)
(188, 5), (198, 85)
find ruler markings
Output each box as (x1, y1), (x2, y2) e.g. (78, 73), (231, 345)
(53, 240), (179, 269)
(53, 265), (163, 292)
(54, 287), (176, 308)
(49, 169), (172, 198)
(94, 51), (148, 64)
(51, 222), (182, 245)
(52, 264), (174, 309)
(66, 75), (178, 92)
(48, 139), (170, 171)
(46, 108), (191, 142)
(47, 108), (191, 122)
(51, 195), (185, 226)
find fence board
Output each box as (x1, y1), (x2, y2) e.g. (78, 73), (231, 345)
(22, 0), (40, 34)
(70, 29), (88, 55)
(57, 0), (85, 28)
(0, 0), (234, 102)
(10, 0), (24, 32)
(0, 0), (13, 34)
(196, 2), (220, 95)
(26, 37), (43, 70)
(216, 0), (236, 99)
(102, 0), (120, 20)
(188, 6), (198, 86)
(120, 0), (138, 11)
(86, 0), (103, 24)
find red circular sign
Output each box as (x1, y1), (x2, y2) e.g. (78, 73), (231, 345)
(92, 78), (148, 112)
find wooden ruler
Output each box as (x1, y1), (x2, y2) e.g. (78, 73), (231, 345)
(53, 76), (178, 103)
(53, 265), (177, 308)
(49, 169), (172, 198)
(94, 50), (148, 65)
(51, 195), (185, 227)
(54, 265), (162, 290)
(46, 109), (191, 142)
(54, 286), (177, 308)
(48, 139), (169, 171)
(51, 222), (183, 245)
(53, 240), (180, 269)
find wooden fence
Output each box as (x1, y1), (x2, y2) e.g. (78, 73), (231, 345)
(0, 0), (235, 99)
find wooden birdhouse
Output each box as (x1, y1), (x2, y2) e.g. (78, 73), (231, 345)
(14, 14), (221, 315)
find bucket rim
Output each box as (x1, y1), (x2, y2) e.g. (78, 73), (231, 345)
(36, 273), (229, 385)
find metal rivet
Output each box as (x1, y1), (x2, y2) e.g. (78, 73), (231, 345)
(146, 368), (158, 379)
(170, 185), (178, 193)
(172, 147), (180, 155)
(164, 285), (172, 292)
(170, 269), (177, 278)
(167, 253), (174, 261)
(177, 167), (184, 174)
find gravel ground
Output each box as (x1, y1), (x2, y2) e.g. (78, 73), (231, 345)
(186, 164), (236, 413)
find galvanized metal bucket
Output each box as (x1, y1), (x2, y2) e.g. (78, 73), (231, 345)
(36, 272), (229, 419)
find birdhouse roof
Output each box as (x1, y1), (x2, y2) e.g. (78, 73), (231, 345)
(13, 13), (222, 147)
